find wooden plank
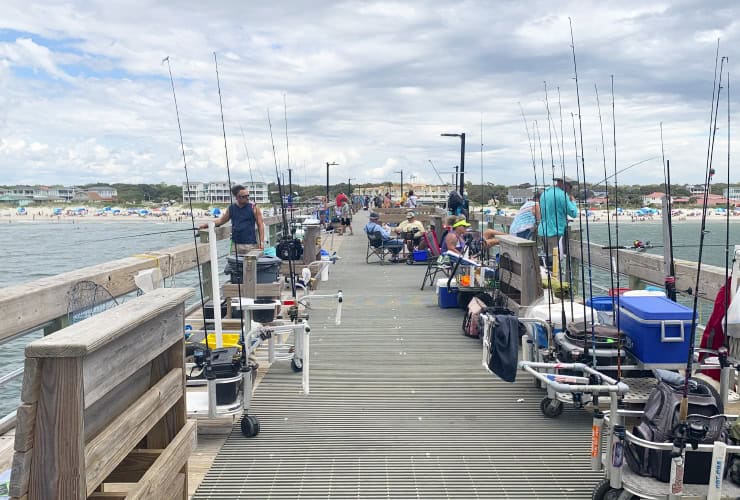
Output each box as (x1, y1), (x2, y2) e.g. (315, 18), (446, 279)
(568, 237), (731, 300)
(13, 404), (35, 453)
(126, 422), (196, 500)
(0, 242), (205, 342)
(84, 369), (183, 496)
(243, 253), (258, 298)
(28, 357), (85, 500)
(82, 304), (183, 409)
(9, 449), (31, 498)
(103, 449), (161, 483)
(303, 225), (321, 264)
(0, 429), (16, 472)
(146, 340), (185, 450)
(83, 364), (151, 443)
(20, 359), (40, 404)
(222, 282), (282, 299)
(25, 288), (191, 358)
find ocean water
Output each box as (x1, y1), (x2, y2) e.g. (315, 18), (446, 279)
(0, 220), (232, 417)
(0, 218), (736, 417)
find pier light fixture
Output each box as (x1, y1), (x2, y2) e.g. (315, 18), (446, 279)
(440, 132), (466, 194)
(348, 177), (357, 196)
(325, 162), (339, 205)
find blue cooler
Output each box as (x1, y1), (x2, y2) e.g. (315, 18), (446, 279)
(437, 279), (459, 308)
(586, 296), (618, 326)
(413, 249), (429, 262)
(617, 296), (694, 364)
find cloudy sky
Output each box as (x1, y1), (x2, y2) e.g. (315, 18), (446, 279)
(0, 1), (737, 189)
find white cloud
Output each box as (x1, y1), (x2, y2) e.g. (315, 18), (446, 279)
(0, 0), (738, 189)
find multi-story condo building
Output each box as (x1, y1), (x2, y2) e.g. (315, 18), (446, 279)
(182, 181), (269, 204)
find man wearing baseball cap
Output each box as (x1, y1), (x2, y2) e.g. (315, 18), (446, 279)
(364, 212), (405, 262)
(394, 211), (426, 252)
(538, 177), (578, 270)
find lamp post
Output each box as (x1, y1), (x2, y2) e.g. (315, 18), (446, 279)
(394, 170), (403, 200)
(441, 132), (466, 194)
(348, 177), (357, 197)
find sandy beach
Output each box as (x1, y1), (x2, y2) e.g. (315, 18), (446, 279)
(0, 205), (215, 224)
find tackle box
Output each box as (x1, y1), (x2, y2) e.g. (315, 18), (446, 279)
(617, 296), (693, 365)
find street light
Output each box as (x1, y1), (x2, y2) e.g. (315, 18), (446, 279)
(348, 177), (357, 197)
(394, 170), (403, 199)
(441, 132), (466, 194)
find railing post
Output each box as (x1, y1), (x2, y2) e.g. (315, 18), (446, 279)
(198, 229), (213, 304)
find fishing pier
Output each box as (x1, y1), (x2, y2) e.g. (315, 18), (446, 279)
(0, 209), (735, 498)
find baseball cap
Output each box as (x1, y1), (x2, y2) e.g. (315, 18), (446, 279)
(369, 212), (380, 220)
(406, 211), (415, 218)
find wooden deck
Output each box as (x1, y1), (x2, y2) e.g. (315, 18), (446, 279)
(188, 212), (604, 499)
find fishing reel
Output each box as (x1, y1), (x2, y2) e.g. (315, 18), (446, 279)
(193, 348), (206, 368)
(671, 421), (709, 454)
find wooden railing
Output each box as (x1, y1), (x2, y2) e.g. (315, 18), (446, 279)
(9, 288), (194, 499)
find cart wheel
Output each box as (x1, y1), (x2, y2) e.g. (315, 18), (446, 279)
(540, 397), (563, 418)
(291, 358), (303, 372)
(591, 478), (635, 500)
(240, 414), (260, 437)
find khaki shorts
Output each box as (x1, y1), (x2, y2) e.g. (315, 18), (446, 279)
(235, 243), (260, 255)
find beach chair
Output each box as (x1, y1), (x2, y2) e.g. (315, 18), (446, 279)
(366, 231), (393, 265)
(420, 229), (451, 290)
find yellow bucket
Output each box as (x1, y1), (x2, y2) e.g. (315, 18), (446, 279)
(203, 333), (242, 349)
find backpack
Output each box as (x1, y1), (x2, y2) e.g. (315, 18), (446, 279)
(461, 294), (494, 338)
(626, 378), (727, 484)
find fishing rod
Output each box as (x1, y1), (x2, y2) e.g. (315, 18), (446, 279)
(595, 84), (618, 353)
(214, 52), (249, 376)
(535, 120), (554, 323)
(517, 103), (539, 190)
(672, 50), (725, 494)
(163, 55), (215, 381)
(591, 156), (661, 188)
(544, 82), (568, 334)
(569, 18), (597, 365)
(660, 124), (677, 301)
(268, 109), (298, 302)
(724, 69), (731, 352)
(281, 96), (300, 309)
(283, 93), (294, 226)
(611, 75), (623, 381)
(557, 88), (576, 324)
(571, 112), (591, 364)
(428, 159), (448, 187)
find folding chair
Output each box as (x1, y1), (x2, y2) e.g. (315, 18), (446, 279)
(366, 231), (392, 265)
(420, 229), (451, 290)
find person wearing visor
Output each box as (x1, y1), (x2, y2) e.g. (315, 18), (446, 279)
(200, 184), (264, 255)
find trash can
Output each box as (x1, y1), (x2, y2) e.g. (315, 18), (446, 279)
(225, 255), (244, 284)
(257, 255), (282, 283)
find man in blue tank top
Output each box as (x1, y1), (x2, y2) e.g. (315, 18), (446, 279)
(200, 184), (264, 255)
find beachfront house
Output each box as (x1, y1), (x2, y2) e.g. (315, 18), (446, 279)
(506, 188), (533, 205)
(642, 191), (665, 206)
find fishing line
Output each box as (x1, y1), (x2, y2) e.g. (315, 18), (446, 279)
(214, 52), (249, 374)
(569, 18), (597, 364)
(239, 123), (256, 187)
(75, 227), (198, 243)
(163, 55), (214, 379)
